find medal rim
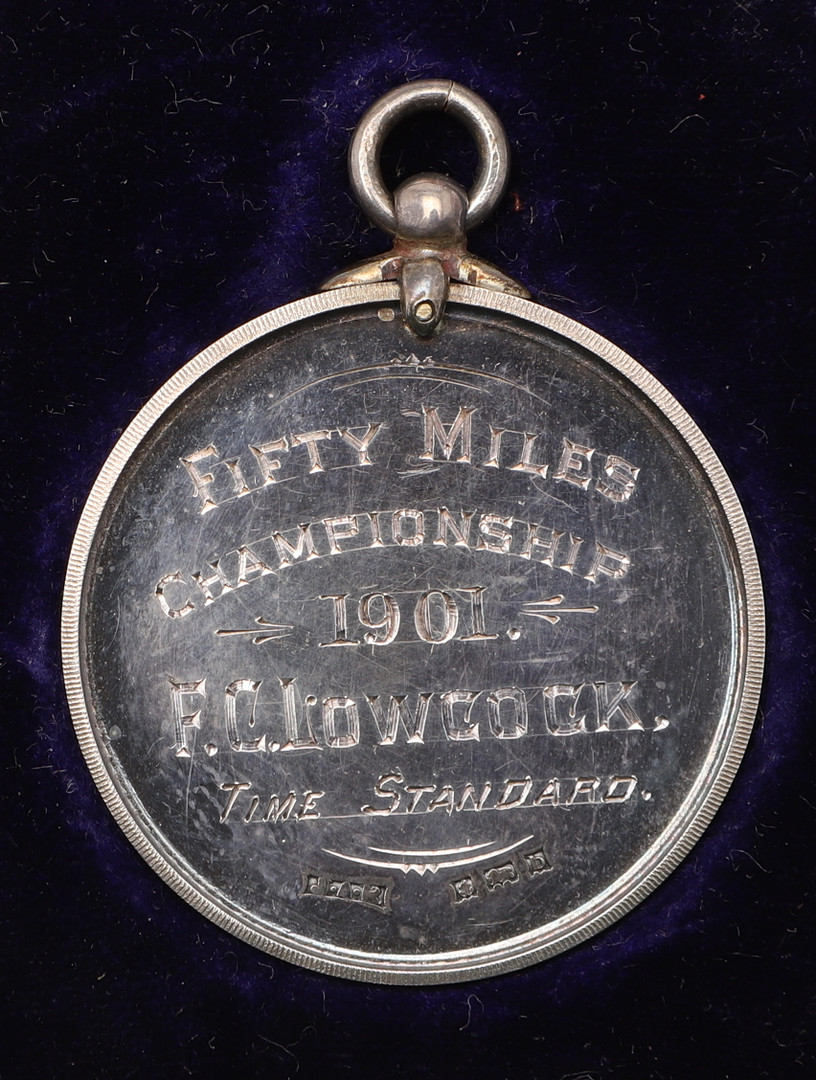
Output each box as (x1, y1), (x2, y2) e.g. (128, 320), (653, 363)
(61, 282), (765, 984)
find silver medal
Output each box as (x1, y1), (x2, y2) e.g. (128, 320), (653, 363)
(62, 81), (763, 984)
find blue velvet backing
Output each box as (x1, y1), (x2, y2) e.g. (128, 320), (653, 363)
(2, 1), (814, 1076)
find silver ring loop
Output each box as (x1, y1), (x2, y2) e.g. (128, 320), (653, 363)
(349, 80), (510, 235)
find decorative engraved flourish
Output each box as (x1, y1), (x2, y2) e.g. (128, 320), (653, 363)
(323, 835), (534, 876)
(389, 352), (434, 367)
(368, 841), (496, 859)
(215, 616), (293, 645)
(520, 595), (599, 625)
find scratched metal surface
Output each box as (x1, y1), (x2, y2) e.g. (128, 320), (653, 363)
(63, 284), (762, 982)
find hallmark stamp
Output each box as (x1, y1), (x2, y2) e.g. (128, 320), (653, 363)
(300, 871), (394, 914)
(447, 842), (553, 905)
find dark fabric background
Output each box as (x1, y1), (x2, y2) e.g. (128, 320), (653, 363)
(2, 2), (814, 1077)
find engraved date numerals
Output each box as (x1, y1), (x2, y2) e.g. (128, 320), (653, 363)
(318, 585), (496, 648)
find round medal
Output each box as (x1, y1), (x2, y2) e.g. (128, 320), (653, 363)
(62, 82), (763, 983)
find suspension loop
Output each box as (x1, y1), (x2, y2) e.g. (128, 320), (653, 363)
(348, 80), (510, 235)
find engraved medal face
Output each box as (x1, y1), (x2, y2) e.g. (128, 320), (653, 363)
(63, 283), (763, 983)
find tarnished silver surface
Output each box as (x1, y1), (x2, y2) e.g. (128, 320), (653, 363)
(63, 81), (763, 983)
(63, 283), (763, 983)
